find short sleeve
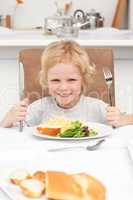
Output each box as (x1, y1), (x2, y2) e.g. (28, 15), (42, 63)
(25, 98), (46, 126)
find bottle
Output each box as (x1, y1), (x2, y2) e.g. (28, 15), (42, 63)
(0, 15), (11, 28)
(5, 15), (11, 28)
(96, 13), (104, 27)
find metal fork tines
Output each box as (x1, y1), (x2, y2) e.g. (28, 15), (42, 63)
(103, 67), (113, 106)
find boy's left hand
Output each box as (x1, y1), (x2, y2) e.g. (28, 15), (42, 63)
(106, 106), (125, 128)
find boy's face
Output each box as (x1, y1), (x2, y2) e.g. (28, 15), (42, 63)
(47, 63), (83, 108)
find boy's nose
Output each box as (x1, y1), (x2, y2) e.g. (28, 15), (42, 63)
(59, 82), (68, 90)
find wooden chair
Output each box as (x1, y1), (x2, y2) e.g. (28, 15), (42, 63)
(19, 47), (115, 105)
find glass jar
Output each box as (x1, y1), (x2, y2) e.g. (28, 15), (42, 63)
(56, 26), (79, 38)
(44, 16), (73, 35)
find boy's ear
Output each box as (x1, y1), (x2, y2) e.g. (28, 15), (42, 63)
(81, 78), (86, 94)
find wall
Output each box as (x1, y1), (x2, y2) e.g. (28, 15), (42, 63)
(0, 58), (19, 120)
(0, 0), (119, 29)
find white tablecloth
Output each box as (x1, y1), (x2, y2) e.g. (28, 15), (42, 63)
(0, 125), (133, 200)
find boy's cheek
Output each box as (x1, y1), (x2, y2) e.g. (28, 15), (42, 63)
(48, 90), (54, 96)
(48, 85), (56, 95)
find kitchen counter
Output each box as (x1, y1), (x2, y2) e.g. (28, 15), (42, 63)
(0, 28), (133, 47)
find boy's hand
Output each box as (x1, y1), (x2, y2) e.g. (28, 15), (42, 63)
(0, 98), (29, 128)
(106, 106), (125, 128)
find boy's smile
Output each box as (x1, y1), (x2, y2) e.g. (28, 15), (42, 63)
(47, 63), (83, 108)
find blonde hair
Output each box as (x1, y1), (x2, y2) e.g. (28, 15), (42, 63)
(40, 40), (94, 95)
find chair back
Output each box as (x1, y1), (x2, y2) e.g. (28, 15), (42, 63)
(19, 47), (115, 105)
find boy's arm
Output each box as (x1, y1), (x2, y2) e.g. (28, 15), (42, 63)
(0, 98), (28, 128)
(0, 112), (14, 128)
(106, 106), (133, 127)
(121, 114), (133, 126)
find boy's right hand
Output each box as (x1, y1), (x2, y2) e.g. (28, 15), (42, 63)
(0, 98), (29, 128)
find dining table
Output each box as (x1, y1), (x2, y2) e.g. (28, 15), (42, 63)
(0, 124), (133, 200)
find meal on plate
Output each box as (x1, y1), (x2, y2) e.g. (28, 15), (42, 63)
(9, 168), (106, 200)
(36, 117), (98, 138)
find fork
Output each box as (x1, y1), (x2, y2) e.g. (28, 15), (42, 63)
(103, 67), (113, 106)
(47, 139), (105, 152)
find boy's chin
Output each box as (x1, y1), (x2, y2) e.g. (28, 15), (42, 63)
(56, 99), (73, 109)
(55, 95), (81, 108)
(57, 102), (71, 108)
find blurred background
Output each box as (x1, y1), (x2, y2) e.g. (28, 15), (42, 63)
(0, 0), (131, 29)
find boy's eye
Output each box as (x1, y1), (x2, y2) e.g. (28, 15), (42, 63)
(68, 79), (77, 81)
(50, 79), (60, 82)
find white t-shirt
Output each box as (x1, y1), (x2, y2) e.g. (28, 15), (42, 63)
(26, 95), (108, 126)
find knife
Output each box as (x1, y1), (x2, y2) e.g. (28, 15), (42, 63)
(18, 62), (24, 132)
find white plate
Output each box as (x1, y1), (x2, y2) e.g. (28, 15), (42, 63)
(32, 122), (113, 141)
(0, 183), (45, 200)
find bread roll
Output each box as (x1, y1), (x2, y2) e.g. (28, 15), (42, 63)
(10, 169), (31, 185)
(33, 171), (46, 183)
(46, 171), (106, 200)
(20, 178), (45, 198)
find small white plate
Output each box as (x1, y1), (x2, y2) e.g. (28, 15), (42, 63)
(32, 122), (113, 141)
(0, 182), (45, 200)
